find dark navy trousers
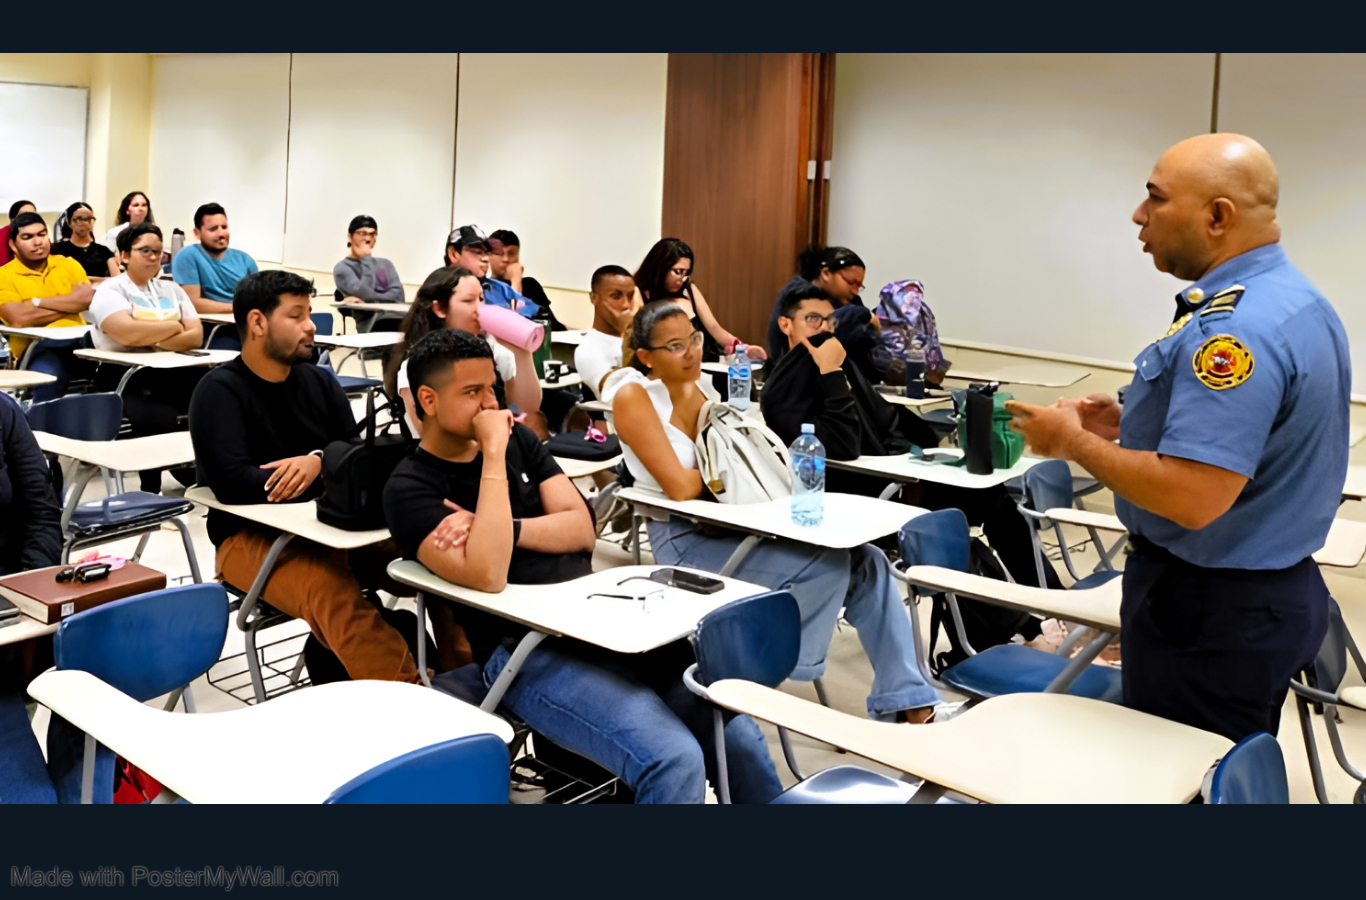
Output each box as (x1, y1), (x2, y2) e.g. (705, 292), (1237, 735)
(1121, 538), (1328, 743)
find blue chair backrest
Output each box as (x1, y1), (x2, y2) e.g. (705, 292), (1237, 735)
(898, 508), (970, 572)
(1207, 733), (1289, 804)
(1020, 460), (1074, 520)
(54, 583), (229, 702)
(26, 393), (124, 442)
(693, 591), (800, 688)
(310, 313), (334, 336)
(324, 734), (510, 804)
(1313, 597), (1350, 694)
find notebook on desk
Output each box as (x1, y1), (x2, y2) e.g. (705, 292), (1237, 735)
(0, 595), (19, 628)
(0, 564), (167, 625)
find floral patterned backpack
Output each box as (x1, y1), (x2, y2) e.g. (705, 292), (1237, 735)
(875, 280), (948, 373)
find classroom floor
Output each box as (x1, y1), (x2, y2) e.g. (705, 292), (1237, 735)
(26, 379), (1366, 804)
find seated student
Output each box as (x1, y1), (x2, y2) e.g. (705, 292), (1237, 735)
(443, 225), (539, 319)
(102, 191), (154, 254)
(89, 223), (205, 493)
(766, 244), (886, 384)
(0, 200), (36, 267)
(634, 238), (766, 364)
(189, 270), (428, 683)
(173, 202), (259, 318)
(383, 327), (781, 803)
(487, 228), (562, 330)
(0, 212), (95, 402)
(51, 202), (118, 283)
(575, 265), (640, 400)
(762, 286), (1062, 594)
(386, 266), (544, 438)
(334, 214), (404, 333)
(605, 301), (942, 724)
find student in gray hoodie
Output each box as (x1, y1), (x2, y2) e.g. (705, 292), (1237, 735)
(334, 215), (405, 331)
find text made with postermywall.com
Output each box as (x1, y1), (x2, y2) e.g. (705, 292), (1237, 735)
(11, 865), (339, 890)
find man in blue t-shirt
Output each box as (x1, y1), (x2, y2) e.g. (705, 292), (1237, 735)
(173, 202), (258, 316)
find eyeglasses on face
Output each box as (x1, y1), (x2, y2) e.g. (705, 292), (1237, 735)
(72, 215), (96, 224)
(130, 245), (162, 257)
(797, 312), (837, 329)
(645, 329), (704, 355)
(837, 269), (864, 292)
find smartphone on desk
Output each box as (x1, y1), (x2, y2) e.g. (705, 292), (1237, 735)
(649, 567), (724, 594)
(176, 349), (211, 357)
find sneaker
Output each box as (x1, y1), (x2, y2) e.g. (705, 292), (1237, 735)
(931, 700), (967, 723)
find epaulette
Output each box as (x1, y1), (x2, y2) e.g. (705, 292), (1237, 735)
(1198, 284), (1245, 317)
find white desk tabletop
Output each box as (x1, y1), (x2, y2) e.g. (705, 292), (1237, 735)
(944, 365), (1089, 389)
(0, 369), (56, 388)
(706, 682), (1231, 804)
(0, 615), (57, 648)
(186, 486), (390, 550)
(28, 671), (514, 804)
(198, 312), (236, 325)
(555, 454), (622, 480)
(828, 448), (1041, 489)
(551, 330), (587, 346)
(314, 332), (404, 349)
(331, 300), (411, 314)
(1314, 518), (1366, 568)
(619, 487), (926, 549)
(906, 564), (1122, 632)
(1351, 425), (1365, 448)
(74, 348), (238, 369)
(36, 431), (195, 472)
(388, 561), (767, 655)
(701, 360), (764, 375)
(0, 324), (91, 341)
(1344, 466), (1366, 501)
(541, 371), (582, 389)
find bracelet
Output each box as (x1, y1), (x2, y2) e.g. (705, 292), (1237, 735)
(512, 518), (522, 547)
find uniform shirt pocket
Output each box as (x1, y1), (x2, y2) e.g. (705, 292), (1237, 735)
(1135, 342), (1166, 382)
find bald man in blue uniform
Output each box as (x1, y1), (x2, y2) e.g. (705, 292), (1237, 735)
(1008, 134), (1351, 742)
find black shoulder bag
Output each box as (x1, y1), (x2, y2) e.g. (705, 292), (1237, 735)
(316, 390), (416, 531)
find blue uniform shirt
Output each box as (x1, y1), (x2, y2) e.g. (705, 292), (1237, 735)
(481, 276), (540, 319)
(1115, 243), (1351, 570)
(172, 244), (258, 302)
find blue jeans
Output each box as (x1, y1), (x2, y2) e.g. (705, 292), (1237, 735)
(25, 337), (88, 403)
(649, 517), (939, 721)
(483, 637), (782, 804)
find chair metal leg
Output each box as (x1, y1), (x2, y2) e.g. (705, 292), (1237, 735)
(288, 650), (308, 685)
(415, 592), (430, 687)
(130, 532), (151, 564)
(162, 687), (184, 711)
(81, 733), (97, 804)
(244, 627), (268, 705)
(713, 707), (731, 804)
(1295, 690), (1332, 804)
(181, 684), (196, 713)
(1043, 630), (1114, 694)
(630, 511), (642, 565)
(777, 726), (805, 781)
(170, 517), (203, 583)
(1323, 708), (1365, 782)
(481, 630), (549, 713)
(1054, 625), (1094, 658)
(812, 677), (832, 708)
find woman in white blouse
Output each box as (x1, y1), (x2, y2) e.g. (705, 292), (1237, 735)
(89, 223), (204, 492)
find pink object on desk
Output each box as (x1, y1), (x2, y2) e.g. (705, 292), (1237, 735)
(479, 303), (544, 353)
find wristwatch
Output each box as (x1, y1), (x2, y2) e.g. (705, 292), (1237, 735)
(30, 297), (42, 307)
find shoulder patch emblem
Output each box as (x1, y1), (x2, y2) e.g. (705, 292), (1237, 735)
(1163, 312), (1193, 340)
(1199, 284), (1246, 316)
(1192, 334), (1254, 390)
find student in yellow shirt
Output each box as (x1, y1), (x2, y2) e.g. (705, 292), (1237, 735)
(0, 212), (94, 401)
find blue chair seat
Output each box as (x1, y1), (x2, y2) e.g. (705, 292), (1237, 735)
(69, 492), (194, 536)
(768, 765), (918, 804)
(940, 644), (1123, 703)
(335, 375), (382, 392)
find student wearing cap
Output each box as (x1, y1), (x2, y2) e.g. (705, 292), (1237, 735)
(173, 202), (259, 317)
(444, 225), (540, 319)
(0, 201), (36, 267)
(335, 215), (405, 333)
(0, 212), (95, 402)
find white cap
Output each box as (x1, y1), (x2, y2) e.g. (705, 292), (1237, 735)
(801, 423), (815, 434)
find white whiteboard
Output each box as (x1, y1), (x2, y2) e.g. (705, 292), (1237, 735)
(829, 53), (1214, 369)
(0, 81), (88, 212)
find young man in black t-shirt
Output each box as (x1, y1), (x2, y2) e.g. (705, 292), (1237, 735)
(189, 270), (425, 683)
(383, 328), (782, 804)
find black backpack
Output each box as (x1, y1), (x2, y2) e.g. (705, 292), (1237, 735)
(926, 536), (1043, 675)
(316, 390), (416, 531)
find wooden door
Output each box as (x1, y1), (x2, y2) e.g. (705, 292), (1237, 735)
(661, 53), (835, 348)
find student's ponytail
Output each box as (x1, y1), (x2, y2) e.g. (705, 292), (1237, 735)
(798, 244), (864, 282)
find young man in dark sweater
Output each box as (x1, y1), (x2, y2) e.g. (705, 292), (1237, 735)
(382, 328), (781, 803)
(189, 270), (424, 683)
(761, 285), (1061, 591)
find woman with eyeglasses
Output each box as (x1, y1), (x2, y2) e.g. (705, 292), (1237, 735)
(604, 301), (946, 726)
(385, 266), (544, 438)
(51, 202), (118, 283)
(102, 191), (155, 254)
(633, 238), (767, 366)
(766, 244), (871, 369)
(87, 223), (205, 493)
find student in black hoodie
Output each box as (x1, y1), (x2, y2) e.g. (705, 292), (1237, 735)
(761, 284), (1060, 591)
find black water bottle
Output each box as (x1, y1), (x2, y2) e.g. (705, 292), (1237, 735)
(964, 383), (997, 475)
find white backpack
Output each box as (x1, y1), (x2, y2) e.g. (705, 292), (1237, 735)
(694, 403), (792, 504)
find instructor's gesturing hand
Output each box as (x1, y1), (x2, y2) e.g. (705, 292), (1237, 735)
(1004, 400), (1084, 460)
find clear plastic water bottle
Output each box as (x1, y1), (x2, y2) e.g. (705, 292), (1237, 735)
(905, 334), (927, 399)
(727, 344), (752, 411)
(790, 424), (825, 527)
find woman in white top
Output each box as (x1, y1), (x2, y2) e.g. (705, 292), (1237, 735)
(101, 191), (154, 254)
(89, 223), (204, 493)
(384, 266), (542, 438)
(605, 301), (943, 724)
